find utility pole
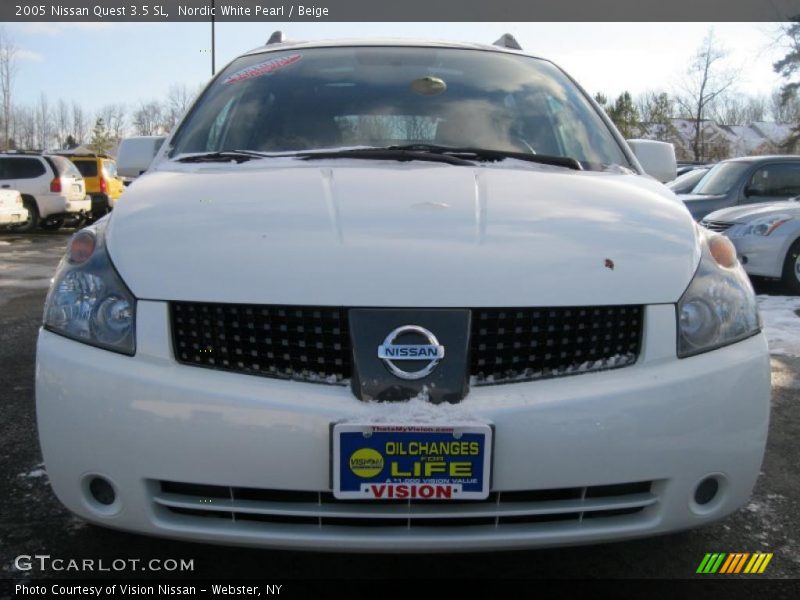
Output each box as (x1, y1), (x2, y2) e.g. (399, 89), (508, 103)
(211, 0), (216, 76)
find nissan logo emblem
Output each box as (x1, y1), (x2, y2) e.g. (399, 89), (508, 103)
(377, 325), (445, 380)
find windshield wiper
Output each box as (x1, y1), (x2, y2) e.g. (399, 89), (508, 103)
(296, 147), (475, 166)
(381, 144), (583, 171)
(174, 145), (583, 171)
(175, 150), (271, 163)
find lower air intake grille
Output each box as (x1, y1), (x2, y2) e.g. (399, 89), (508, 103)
(154, 480), (657, 529)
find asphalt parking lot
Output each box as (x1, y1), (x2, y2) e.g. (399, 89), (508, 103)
(1, 229), (799, 580)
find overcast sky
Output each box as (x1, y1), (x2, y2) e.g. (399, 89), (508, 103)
(3, 21), (788, 113)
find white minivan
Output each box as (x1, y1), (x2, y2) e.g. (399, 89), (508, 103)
(36, 38), (770, 552)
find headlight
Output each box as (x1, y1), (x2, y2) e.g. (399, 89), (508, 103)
(43, 219), (136, 355)
(730, 214), (791, 237)
(677, 228), (760, 358)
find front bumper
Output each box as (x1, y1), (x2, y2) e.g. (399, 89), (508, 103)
(36, 303), (771, 552)
(729, 234), (788, 279)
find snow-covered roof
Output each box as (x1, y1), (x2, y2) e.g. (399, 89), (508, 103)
(750, 121), (792, 144)
(642, 118), (796, 160)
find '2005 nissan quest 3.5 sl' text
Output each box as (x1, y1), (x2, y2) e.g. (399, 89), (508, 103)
(36, 35), (770, 551)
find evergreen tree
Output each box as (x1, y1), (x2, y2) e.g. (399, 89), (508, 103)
(646, 92), (679, 142)
(774, 20), (800, 151)
(594, 92), (608, 108)
(607, 91), (642, 139)
(89, 117), (112, 155)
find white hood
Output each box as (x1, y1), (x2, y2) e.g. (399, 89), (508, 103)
(108, 160), (699, 306)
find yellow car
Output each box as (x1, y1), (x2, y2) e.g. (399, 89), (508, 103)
(60, 153), (124, 218)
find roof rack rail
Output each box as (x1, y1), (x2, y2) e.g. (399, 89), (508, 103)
(53, 150), (110, 159)
(1, 149), (43, 155)
(493, 33), (522, 51)
(266, 31), (284, 45)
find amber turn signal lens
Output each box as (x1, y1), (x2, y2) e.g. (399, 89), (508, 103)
(708, 235), (737, 269)
(68, 231), (96, 264)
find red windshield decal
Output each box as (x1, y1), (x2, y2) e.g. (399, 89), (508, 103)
(223, 54), (302, 85)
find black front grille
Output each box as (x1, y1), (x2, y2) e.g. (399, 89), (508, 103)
(171, 303), (351, 384)
(171, 302), (643, 386)
(701, 220), (735, 233)
(470, 306), (643, 384)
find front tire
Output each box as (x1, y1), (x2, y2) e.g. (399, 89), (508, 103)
(782, 238), (800, 295)
(9, 196), (39, 233)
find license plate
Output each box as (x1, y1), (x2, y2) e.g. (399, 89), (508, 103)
(332, 423), (492, 500)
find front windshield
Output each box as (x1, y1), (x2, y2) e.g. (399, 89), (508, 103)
(692, 162), (750, 195)
(668, 168), (706, 191)
(168, 46), (630, 170)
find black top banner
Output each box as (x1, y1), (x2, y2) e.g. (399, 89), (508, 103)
(3, 0), (800, 22)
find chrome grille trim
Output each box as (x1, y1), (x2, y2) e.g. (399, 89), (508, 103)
(701, 220), (735, 233)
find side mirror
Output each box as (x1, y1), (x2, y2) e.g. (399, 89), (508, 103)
(626, 139), (677, 183)
(116, 136), (166, 179)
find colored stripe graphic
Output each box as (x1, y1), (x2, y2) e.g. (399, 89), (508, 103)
(696, 554), (714, 573)
(697, 553), (727, 573)
(732, 553), (750, 573)
(699, 552), (773, 574)
(744, 554), (761, 574)
(757, 553), (773, 573)
(719, 554), (736, 574)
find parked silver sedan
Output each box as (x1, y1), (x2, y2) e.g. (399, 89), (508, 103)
(702, 200), (800, 293)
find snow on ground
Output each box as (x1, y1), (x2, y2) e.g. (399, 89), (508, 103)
(757, 295), (800, 357)
(18, 464), (46, 479)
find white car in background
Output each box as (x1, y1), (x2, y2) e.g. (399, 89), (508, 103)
(703, 199), (800, 294)
(0, 152), (90, 232)
(0, 189), (27, 226)
(36, 37), (770, 552)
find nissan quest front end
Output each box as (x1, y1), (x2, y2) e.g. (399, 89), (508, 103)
(35, 39), (770, 552)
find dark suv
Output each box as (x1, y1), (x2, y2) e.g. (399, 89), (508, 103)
(678, 155), (800, 221)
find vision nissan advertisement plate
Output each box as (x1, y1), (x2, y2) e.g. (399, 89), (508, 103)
(332, 423), (493, 501)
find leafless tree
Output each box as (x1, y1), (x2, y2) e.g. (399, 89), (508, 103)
(71, 101), (88, 144)
(35, 92), (51, 150)
(14, 105), (34, 149)
(0, 27), (19, 150)
(98, 102), (127, 142)
(675, 29), (739, 161)
(712, 94), (767, 126)
(132, 100), (165, 135)
(163, 84), (195, 132)
(54, 98), (71, 149)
